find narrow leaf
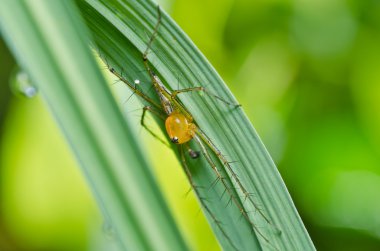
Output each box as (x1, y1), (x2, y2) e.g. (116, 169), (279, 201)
(79, 0), (316, 250)
(0, 1), (189, 250)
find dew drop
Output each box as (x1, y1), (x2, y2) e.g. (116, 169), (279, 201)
(13, 71), (38, 98)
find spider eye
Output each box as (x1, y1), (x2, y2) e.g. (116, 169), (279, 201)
(171, 136), (179, 143)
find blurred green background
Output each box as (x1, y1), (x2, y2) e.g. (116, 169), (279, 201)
(1, 0), (380, 250)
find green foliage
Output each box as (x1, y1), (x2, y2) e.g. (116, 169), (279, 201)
(0, 1), (188, 251)
(0, 0), (316, 250)
(79, 0), (314, 250)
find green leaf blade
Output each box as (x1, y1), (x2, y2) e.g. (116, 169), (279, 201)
(0, 1), (189, 250)
(79, 0), (316, 250)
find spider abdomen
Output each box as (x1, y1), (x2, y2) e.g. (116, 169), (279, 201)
(165, 112), (196, 144)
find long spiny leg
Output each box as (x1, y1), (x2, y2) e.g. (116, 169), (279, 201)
(192, 134), (271, 244)
(179, 144), (238, 251)
(100, 57), (162, 111)
(171, 87), (241, 107)
(141, 7), (170, 101)
(196, 128), (271, 224)
(140, 106), (169, 147)
(141, 6), (165, 89)
(143, 7), (161, 60)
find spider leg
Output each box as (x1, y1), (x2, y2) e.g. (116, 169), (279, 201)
(172, 86), (241, 107)
(193, 134), (272, 245)
(143, 6), (162, 60)
(179, 144), (238, 251)
(140, 106), (169, 147)
(196, 128), (272, 224)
